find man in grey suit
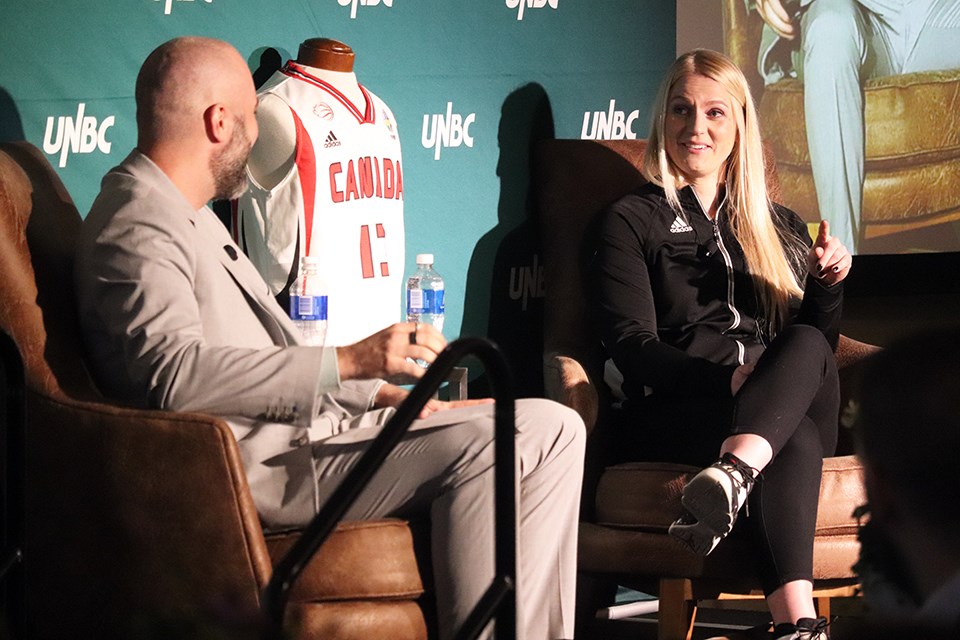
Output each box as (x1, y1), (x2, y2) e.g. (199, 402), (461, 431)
(75, 36), (585, 640)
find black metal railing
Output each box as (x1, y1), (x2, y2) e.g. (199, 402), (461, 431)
(263, 336), (517, 640)
(0, 329), (26, 638)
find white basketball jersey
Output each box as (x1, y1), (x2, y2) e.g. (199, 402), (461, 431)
(237, 62), (405, 346)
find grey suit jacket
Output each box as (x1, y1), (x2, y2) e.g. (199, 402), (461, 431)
(76, 150), (388, 528)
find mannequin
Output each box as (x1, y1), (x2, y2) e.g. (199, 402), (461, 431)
(248, 39), (365, 189)
(236, 37), (405, 347)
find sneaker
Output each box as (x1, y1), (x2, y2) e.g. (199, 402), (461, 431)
(668, 510), (725, 556)
(668, 452), (757, 555)
(704, 618), (829, 640)
(772, 617), (829, 639)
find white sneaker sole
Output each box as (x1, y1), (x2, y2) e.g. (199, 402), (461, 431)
(668, 518), (722, 556)
(681, 465), (741, 535)
(668, 465), (748, 556)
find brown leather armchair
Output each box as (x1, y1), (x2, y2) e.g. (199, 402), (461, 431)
(0, 141), (431, 640)
(534, 139), (875, 640)
(723, 0), (960, 244)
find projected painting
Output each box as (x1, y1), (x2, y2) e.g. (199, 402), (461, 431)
(724, 0), (960, 255)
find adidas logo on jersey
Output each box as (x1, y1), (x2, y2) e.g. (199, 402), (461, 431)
(324, 132), (342, 148)
(669, 216), (693, 234)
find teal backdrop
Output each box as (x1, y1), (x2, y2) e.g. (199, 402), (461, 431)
(0, 0), (676, 394)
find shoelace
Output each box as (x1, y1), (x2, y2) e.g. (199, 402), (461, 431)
(772, 616), (830, 640)
(796, 616), (829, 639)
(717, 452), (759, 517)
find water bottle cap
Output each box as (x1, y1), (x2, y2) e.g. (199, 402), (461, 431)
(301, 255), (320, 266)
(415, 253), (434, 265)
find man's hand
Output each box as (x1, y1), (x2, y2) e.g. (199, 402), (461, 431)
(374, 383), (494, 419)
(757, 0), (797, 39)
(337, 322), (446, 381)
(807, 220), (852, 286)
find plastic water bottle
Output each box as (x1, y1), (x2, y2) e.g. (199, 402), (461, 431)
(289, 255), (328, 347)
(406, 254), (445, 369)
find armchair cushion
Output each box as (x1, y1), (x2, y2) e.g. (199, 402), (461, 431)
(595, 456), (863, 536)
(265, 520), (424, 603)
(580, 455), (863, 583)
(759, 71), (960, 228)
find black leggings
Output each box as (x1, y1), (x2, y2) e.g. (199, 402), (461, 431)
(612, 324), (839, 594)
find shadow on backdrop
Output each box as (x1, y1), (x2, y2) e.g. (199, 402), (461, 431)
(461, 83), (555, 397)
(0, 87), (25, 143)
(250, 47), (286, 90)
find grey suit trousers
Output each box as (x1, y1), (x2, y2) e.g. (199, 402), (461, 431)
(310, 398), (585, 640)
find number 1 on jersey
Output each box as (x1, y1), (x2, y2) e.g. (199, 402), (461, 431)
(360, 223), (390, 278)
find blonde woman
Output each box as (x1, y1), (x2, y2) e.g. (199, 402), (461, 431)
(591, 49), (851, 639)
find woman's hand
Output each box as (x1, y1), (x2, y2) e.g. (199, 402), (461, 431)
(731, 362), (755, 396)
(807, 220), (851, 286)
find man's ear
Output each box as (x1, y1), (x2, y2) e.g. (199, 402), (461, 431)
(203, 103), (230, 143)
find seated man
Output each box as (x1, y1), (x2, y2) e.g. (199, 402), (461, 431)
(851, 326), (960, 634)
(74, 36), (585, 640)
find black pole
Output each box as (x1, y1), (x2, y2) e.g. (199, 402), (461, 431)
(263, 337), (517, 640)
(0, 330), (26, 639)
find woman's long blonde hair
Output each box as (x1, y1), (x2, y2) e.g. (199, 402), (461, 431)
(643, 49), (806, 334)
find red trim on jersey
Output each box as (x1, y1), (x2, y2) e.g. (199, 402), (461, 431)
(282, 62), (374, 125)
(291, 108), (317, 256)
(358, 85), (376, 124)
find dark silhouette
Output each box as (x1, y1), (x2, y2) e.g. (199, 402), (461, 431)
(461, 83), (555, 397)
(0, 87), (25, 142)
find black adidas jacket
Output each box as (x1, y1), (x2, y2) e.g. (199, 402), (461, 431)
(591, 182), (842, 403)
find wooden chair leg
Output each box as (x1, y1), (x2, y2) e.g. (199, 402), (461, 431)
(658, 577), (696, 640)
(816, 596), (831, 621)
(574, 573), (617, 639)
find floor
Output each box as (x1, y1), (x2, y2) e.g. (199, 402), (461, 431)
(578, 594), (867, 640)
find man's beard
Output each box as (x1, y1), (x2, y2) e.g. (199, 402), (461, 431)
(211, 116), (252, 201)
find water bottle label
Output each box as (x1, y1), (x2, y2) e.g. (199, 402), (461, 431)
(289, 294), (328, 321)
(407, 289), (444, 315)
(407, 288), (424, 313)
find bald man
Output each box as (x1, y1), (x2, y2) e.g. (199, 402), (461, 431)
(75, 37), (585, 640)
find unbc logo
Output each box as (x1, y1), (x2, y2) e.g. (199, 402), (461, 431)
(421, 102), (475, 161)
(154, 0), (213, 16)
(580, 99), (641, 140)
(509, 253), (544, 311)
(43, 103), (115, 168)
(338, 0), (393, 20)
(506, 0), (558, 21)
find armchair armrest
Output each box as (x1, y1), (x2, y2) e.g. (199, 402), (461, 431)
(836, 334), (881, 370)
(543, 351), (599, 433)
(24, 390), (272, 634)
